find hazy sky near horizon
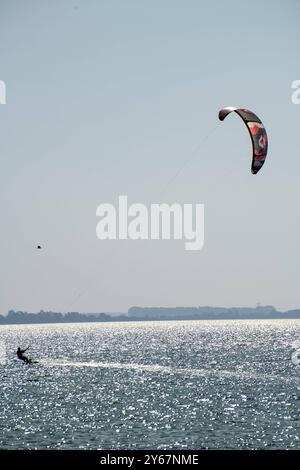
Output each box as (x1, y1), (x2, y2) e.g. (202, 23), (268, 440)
(0, 0), (300, 313)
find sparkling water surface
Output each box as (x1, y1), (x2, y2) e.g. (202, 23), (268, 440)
(0, 320), (300, 449)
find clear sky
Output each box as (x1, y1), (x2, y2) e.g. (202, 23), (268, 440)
(0, 0), (299, 313)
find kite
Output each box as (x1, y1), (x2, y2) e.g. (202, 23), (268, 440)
(219, 107), (268, 174)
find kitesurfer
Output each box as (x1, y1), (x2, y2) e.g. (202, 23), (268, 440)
(17, 346), (30, 364)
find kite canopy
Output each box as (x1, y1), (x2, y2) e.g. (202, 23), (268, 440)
(219, 107), (268, 174)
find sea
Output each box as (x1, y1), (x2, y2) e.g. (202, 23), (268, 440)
(0, 319), (300, 450)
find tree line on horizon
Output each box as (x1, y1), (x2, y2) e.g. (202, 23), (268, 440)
(1, 306), (300, 324)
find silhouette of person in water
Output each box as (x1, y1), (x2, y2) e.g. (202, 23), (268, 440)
(17, 347), (30, 364)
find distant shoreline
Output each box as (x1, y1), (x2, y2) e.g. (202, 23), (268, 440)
(1, 306), (300, 325)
